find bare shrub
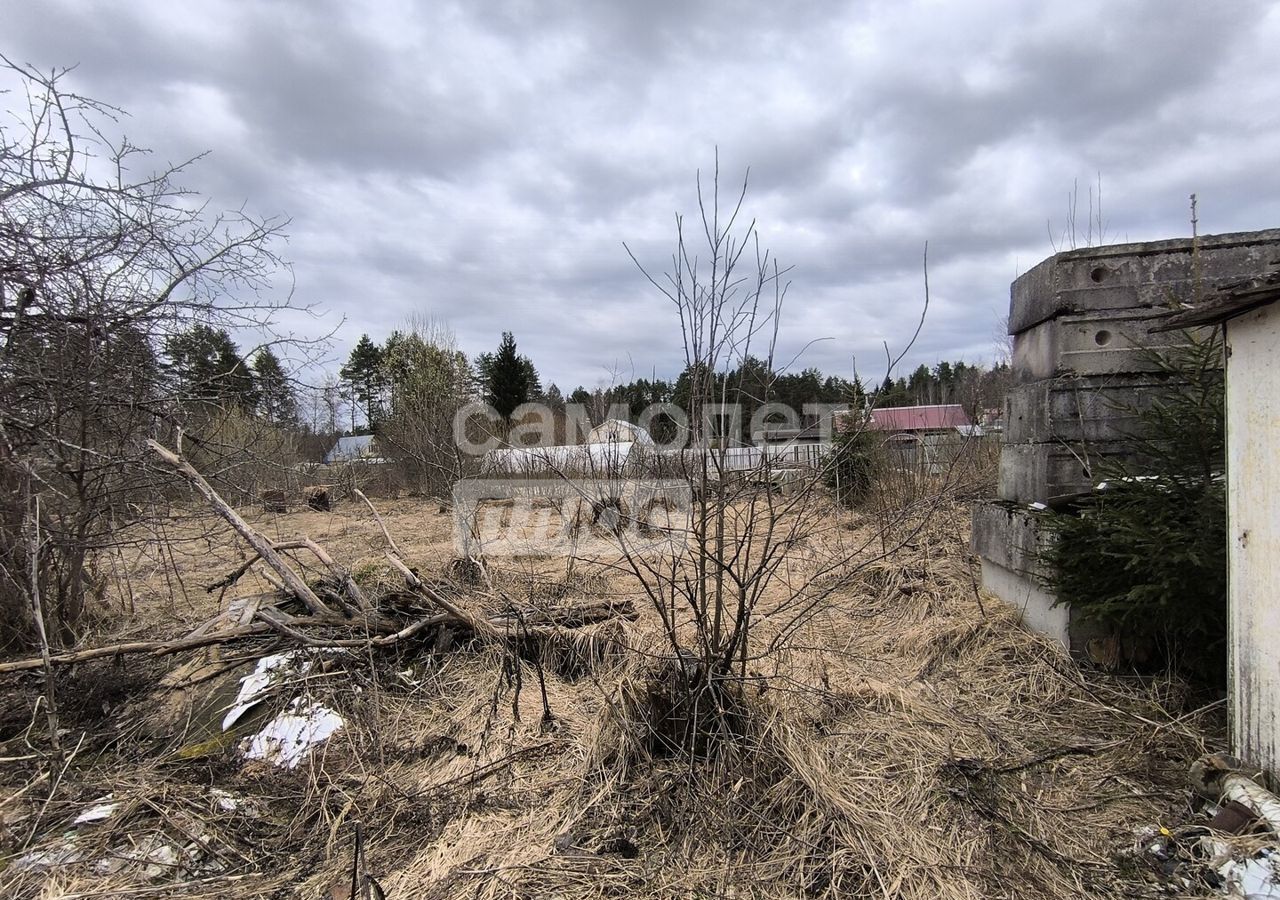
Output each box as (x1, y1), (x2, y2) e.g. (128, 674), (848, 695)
(378, 317), (477, 498)
(0, 58), (290, 647)
(612, 164), (940, 761)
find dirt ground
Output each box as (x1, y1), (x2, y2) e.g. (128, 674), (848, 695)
(0, 494), (1231, 899)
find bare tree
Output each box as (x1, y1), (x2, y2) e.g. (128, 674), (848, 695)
(609, 163), (956, 758)
(0, 57), (290, 646)
(378, 316), (477, 497)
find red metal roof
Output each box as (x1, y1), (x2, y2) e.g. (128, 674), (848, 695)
(866, 404), (971, 432)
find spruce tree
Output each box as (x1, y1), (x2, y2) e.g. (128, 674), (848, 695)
(253, 347), (298, 425)
(481, 331), (531, 422)
(165, 324), (258, 411)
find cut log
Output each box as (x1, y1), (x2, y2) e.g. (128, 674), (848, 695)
(1190, 753), (1280, 834)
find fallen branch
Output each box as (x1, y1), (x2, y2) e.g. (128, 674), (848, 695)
(0, 623), (277, 674)
(385, 551), (498, 639)
(0, 595), (633, 674)
(490, 599), (638, 628)
(1, 451), (636, 675)
(148, 439), (338, 620)
(354, 488), (401, 556)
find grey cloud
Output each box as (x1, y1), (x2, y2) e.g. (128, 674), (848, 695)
(4, 0), (1278, 391)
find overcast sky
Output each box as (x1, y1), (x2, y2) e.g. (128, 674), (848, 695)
(5, 0), (1279, 391)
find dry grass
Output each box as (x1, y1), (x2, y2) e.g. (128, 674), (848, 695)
(0, 496), (1226, 899)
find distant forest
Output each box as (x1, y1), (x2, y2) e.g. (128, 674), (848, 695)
(334, 330), (1013, 443)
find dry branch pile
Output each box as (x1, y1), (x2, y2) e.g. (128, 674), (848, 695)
(0, 443), (632, 681)
(0, 479), (1230, 899)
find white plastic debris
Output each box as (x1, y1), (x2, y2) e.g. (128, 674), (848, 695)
(209, 787), (243, 813)
(241, 698), (343, 769)
(1219, 850), (1280, 899)
(93, 834), (187, 879)
(14, 842), (85, 871)
(72, 797), (119, 825)
(222, 651), (315, 731)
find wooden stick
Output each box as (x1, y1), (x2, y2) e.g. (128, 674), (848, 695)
(384, 551), (498, 639)
(284, 537), (371, 611)
(26, 495), (62, 760)
(0, 623), (276, 674)
(354, 488), (401, 556)
(148, 439), (337, 620)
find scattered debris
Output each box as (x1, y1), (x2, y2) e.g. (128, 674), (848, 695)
(1219, 851), (1280, 899)
(242, 698), (344, 769)
(13, 843), (87, 872)
(1210, 800), (1264, 835)
(1192, 753), (1280, 836)
(72, 798), (120, 826)
(222, 650), (316, 731)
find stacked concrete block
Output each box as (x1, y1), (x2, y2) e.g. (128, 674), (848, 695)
(974, 229), (1280, 650)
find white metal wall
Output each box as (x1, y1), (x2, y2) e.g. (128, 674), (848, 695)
(1227, 302), (1280, 774)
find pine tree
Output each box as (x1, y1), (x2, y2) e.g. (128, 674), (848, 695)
(253, 347), (298, 425)
(340, 334), (386, 428)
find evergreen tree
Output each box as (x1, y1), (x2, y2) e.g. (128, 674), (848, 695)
(253, 347), (298, 425)
(522, 357), (543, 402)
(340, 334), (386, 428)
(165, 324), (258, 410)
(544, 383), (566, 412)
(479, 331), (533, 422)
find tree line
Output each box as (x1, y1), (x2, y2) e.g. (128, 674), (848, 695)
(336, 326), (1012, 448)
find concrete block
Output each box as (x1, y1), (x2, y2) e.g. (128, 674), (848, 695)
(979, 559), (1105, 651)
(1002, 373), (1177, 444)
(1008, 229), (1280, 334)
(971, 500), (1054, 580)
(1012, 308), (1207, 381)
(997, 441), (1138, 503)
(973, 502), (1111, 651)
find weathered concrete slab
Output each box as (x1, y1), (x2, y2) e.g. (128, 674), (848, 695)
(1011, 308), (1207, 381)
(1002, 373), (1177, 445)
(1008, 229), (1280, 335)
(971, 500), (1054, 580)
(978, 559), (1106, 651)
(997, 441), (1139, 503)
(972, 502), (1108, 651)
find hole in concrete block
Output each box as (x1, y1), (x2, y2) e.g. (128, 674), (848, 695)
(1094, 329), (1112, 346)
(1090, 266), (1109, 283)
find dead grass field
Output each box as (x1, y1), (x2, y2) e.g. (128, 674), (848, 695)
(0, 494), (1228, 899)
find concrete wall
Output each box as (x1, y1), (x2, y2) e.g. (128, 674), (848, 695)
(1009, 230), (1280, 334)
(976, 228), (1280, 652)
(971, 501), (1106, 649)
(1226, 302), (1280, 775)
